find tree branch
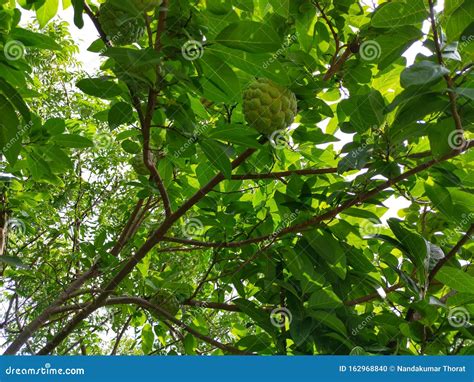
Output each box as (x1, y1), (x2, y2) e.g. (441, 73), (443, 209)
(35, 148), (257, 355)
(165, 142), (473, 249)
(428, 224), (474, 283)
(427, 0), (463, 132)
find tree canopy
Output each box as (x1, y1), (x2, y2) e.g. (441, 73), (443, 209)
(0, 0), (473, 355)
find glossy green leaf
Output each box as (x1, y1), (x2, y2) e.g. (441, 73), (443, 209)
(215, 21), (283, 53)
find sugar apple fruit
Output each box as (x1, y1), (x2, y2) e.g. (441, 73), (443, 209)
(243, 78), (297, 135)
(150, 290), (180, 319)
(99, 1), (145, 46)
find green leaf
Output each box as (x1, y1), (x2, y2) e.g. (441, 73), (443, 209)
(0, 256), (27, 268)
(207, 124), (261, 148)
(306, 230), (347, 279)
(10, 28), (61, 50)
(233, 0), (253, 12)
(0, 77), (31, 121)
(183, 334), (196, 354)
(400, 61), (450, 88)
(270, 0), (289, 18)
(215, 21), (283, 53)
(206, 0), (232, 14)
(121, 140), (140, 154)
(446, 1), (474, 42)
(428, 119), (456, 158)
(453, 87), (474, 100)
(26, 151), (53, 180)
(308, 288), (342, 310)
(233, 298), (276, 334)
(71, 0), (84, 29)
(436, 267), (474, 294)
(199, 139), (232, 179)
(52, 134), (94, 148)
(44, 145), (73, 171)
(44, 118), (66, 135)
(76, 78), (123, 99)
(208, 46), (292, 86)
(387, 219), (428, 271)
(108, 102), (133, 130)
(374, 27), (423, 70)
(371, 0), (428, 28)
(445, 0), (465, 16)
(198, 53), (241, 103)
(0, 95), (21, 165)
(35, 0), (59, 28)
(309, 311), (348, 337)
(141, 323), (154, 354)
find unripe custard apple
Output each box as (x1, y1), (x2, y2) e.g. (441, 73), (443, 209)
(99, 1), (145, 46)
(243, 78), (297, 135)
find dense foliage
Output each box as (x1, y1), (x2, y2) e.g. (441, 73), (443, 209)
(0, 0), (473, 355)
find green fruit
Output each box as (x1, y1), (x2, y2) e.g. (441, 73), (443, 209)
(130, 154), (149, 175)
(243, 78), (297, 135)
(150, 290), (180, 319)
(98, 1), (145, 46)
